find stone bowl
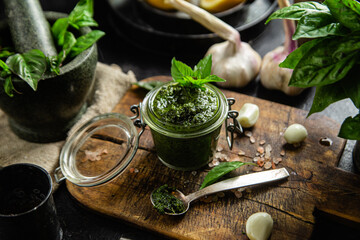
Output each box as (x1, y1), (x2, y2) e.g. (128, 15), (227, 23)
(0, 12), (98, 142)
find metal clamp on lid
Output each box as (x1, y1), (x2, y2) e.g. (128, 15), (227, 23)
(130, 103), (147, 140)
(226, 98), (242, 150)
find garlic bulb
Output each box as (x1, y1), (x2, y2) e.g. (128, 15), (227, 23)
(166, 0), (262, 88)
(207, 40), (261, 88)
(260, 0), (304, 96)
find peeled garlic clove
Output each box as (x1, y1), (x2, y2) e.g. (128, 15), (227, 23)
(246, 212), (273, 240)
(236, 103), (259, 128)
(284, 123), (308, 144)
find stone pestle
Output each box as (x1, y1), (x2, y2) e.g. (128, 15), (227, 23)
(3, 0), (57, 57)
(0, 1), (98, 142)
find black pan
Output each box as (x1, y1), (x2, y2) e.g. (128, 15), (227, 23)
(105, 0), (277, 57)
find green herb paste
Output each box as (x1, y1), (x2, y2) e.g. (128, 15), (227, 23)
(153, 83), (218, 127)
(152, 184), (186, 214)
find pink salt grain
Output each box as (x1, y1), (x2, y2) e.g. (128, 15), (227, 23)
(252, 166), (263, 172)
(238, 150), (245, 156)
(264, 161), (272, 169)
(257, 146), (264, 154)
(245, 131), (252, 137)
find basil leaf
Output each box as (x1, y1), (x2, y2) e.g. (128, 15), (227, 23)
(289, 35), (360, 87)
(171, 56), (225, 88)
(0, 59), (10, 74)
(293, 12), (348, 39)
(200, 162), (254, 189)
(68, 0), (98, 29)
(280, 38), (324, 69)
(6, 49), (47, 91)
(4, 76), (14, 97)
(70, 0), (94, 20)
(184, 75), (204, 89)
(171, 57), (195, 81)
(308, 83), (347, 116)
(52, 0), (98, 45)
(133, 81), (165, 91)
(341, 69), (360, 109)
(69, 30), (104, 58)
(338, 114), (360, 140)
(308, 66), (360, 116)
(0, 49), (14, 59)
(0, 60), (14, 96)
(69, 13), (98, 29)
(190, 75), (225, 87)
(1, 60), (19, 97)
(342, 0), (360, 15)
(51, 18), (69, 46)
(194, 54), (212, 78)
(46, 56), (60, 75)
(58, 31), (77, 65)
(266, 1), (329, 23)
(325, 0), (360, 31)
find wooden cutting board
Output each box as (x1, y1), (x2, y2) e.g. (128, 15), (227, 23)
(66, 76), (360, 239)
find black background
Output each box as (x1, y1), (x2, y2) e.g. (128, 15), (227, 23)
(1, 0), (359, 239)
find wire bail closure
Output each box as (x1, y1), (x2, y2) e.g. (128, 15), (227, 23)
(226, 98), (242, 150)
(130, 103), (147, 140)
(131, 100), (242, 150)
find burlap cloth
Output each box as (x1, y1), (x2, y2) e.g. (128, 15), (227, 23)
(0, 62), (136, 191)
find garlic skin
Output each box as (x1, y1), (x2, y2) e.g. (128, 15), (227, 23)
(246, 212), (274, 240)
(166, 0), (262, 88)
(260, 46), (303, 96)
(260, 0), (304, 96)
(206, 41), (262, 88)
(236, 103), (259, 128)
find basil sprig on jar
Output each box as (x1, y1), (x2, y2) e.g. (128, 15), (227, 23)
(141, 55), (229, 170)
(170, 55), (225, 89)
(152, 55), (226, 128)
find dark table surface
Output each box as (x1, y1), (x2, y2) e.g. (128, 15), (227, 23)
(1, 0), (359, 239)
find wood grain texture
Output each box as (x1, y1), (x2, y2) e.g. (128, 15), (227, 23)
(67, 76), (360, 239)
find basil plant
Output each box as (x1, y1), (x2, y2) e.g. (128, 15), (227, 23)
(0, 0), (104, 97)
(267, 0), (360, 140)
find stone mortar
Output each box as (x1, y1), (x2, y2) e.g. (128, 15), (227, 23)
(0, 12), (98, 142)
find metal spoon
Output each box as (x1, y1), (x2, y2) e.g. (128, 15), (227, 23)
(150, 168), (289, 215)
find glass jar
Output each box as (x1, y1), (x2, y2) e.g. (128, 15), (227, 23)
(141, 82), (229, 171)
(56, 83), (240, 186)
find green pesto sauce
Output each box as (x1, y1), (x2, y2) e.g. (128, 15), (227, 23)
(152, 184), (186, 214)
(153, 83), (218, 127)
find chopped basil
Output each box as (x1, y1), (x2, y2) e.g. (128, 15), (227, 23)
(152, 184), (186, 214)
(153, 83), (218, 126)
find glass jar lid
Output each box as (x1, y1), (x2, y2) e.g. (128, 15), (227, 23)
(56, 113), (139, 187)
(142, 82), (229, 138)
